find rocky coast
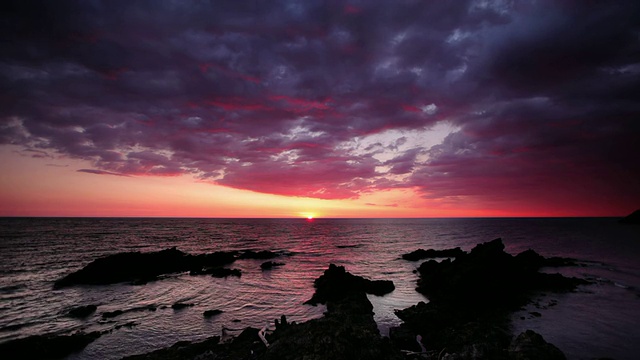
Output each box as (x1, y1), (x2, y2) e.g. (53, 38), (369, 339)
(1, 239), (591, 359)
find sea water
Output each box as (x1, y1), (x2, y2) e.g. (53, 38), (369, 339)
(0, 217), (638, 359)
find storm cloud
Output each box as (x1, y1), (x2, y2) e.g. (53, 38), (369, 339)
(2, 0), (639, 211)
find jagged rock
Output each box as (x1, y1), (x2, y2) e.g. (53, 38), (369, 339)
(263, 265), (403, 360)
(392, 238), (587, 357)
(203, 309), (223, 318)
(509, 330), (566, 360)
(402, 247), (465, 261)
(0, 331), (102, 359)
(260, 261), (285, 270)
(304, 264), (394, 305)
(620, 209), (640, 224)
(67, 304), (97, 318)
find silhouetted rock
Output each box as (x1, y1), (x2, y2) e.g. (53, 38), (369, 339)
(171, 302), (193, 310)
(391, 238), (587, 358)
(304, 264), (395, 305)
(260, 261), (284, 270)
(203, 309), (223, 318)
(0, 331), (102, 359)
(402, 247), (465, 261)
(620, 209), (640, 224)
(54, 247), (238, 288)
(263, 265), (402, 360)
(67, 304), (97, 318)
(209, 268), (241, 278)
(509, 330), (566, 360)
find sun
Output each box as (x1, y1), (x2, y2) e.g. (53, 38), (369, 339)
(300, 212), (316, 220)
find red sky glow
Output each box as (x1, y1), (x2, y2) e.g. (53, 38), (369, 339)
(1, 1), (639, 218)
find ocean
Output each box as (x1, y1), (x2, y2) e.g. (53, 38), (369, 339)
(0, 217), (638, 359)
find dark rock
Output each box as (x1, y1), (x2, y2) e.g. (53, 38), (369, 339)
(509, 330), (566, 360)
(391, 238), (586, 357)
(209, 268), (241, 278)
(529, 311), (542, 317)
(0, 331), (102, 359)
(67, 305), (97, 318)
(402, 247), (465, 261)
(263, 265), (403, 360)
(101, 304), (156, 319)
(304, 264), (394, 305)
(260, 261), (285, 270)
(171, 302), (194, 310)
(620, 208), (640, 224)
(54, 247), (237, 288)
(203, 309), (223, 318)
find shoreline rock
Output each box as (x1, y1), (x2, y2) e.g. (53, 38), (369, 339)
(391, 238), (587, 358)
(0, 331), (103, 359)
(401, 247), (465, 261)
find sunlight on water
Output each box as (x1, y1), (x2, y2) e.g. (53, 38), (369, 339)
(1, 218), (639, 359)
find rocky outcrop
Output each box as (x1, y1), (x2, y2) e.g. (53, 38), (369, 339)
(262, 265), (402, 360)
(402, 247), (465, 261)
(0, 331), (102, 359)
(620, 209), (640, 224)
(304, 264), (395, 306)
(54, 247), (238, 288)
(392, 238), (587, 358)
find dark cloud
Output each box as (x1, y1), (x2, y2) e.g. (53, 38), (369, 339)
(1, 0), (639, 213)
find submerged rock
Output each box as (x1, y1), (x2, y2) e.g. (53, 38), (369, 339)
(0, 331), (102, 359)
(67, 304), (97, 318)
(260, 261), (284, 270)
(209, 268), (241, 278)
(203, 309), (223, 318)
(171, 302), (194, 310)
(101, 304), (156, 319)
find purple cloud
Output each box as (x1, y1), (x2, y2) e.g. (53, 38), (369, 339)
(1, 0), (639, 212)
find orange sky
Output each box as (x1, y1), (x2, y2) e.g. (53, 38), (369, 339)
(0, 146), (451, 218)
(1, 145), (622, 218)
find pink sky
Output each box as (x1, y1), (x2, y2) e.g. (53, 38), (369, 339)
(1, 2), (638, 217)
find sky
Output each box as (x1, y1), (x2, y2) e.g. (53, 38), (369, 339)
(1, 0), (639, 218)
